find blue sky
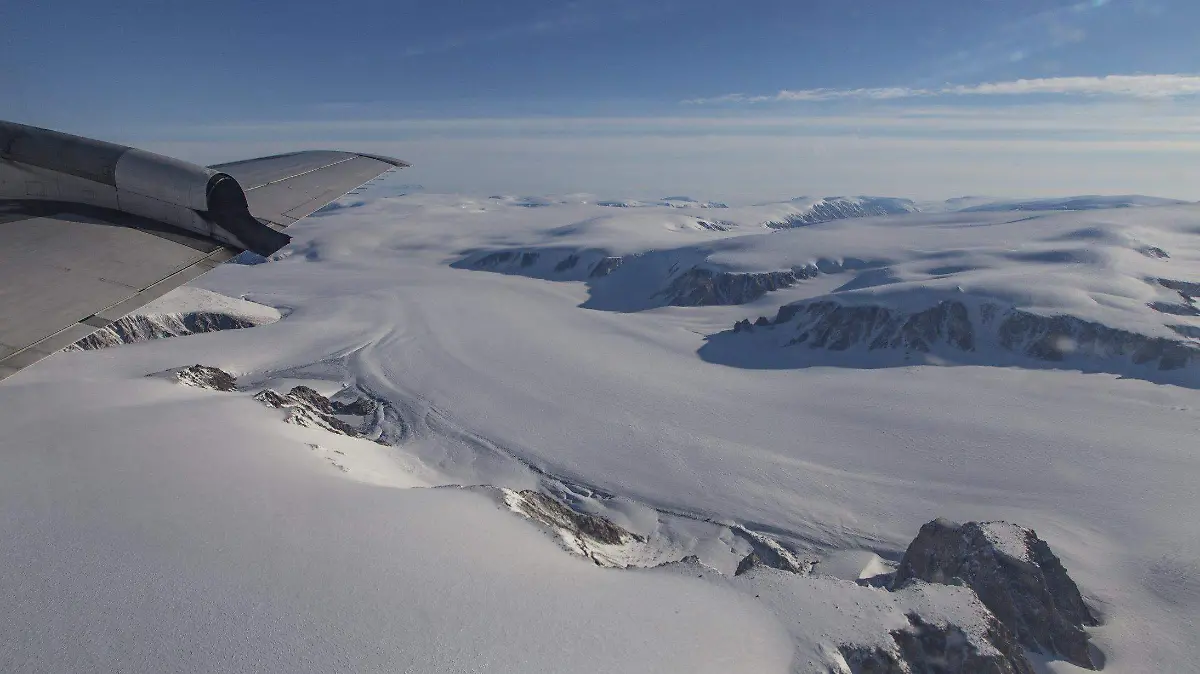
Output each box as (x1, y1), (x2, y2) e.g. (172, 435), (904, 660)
(4, 0), (1200, 201)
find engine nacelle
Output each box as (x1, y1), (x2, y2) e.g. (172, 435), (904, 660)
(0, 121), (289, 256)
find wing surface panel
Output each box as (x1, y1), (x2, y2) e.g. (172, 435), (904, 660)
(0, 205), (236, 380)
(0, 143), (407, 383)
(241, 155), (394, 227)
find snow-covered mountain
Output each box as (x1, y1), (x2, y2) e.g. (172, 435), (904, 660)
(958, 194), (1191, 212)
(755, 196), (921, 228)
(3, 187), (1199, 673)
(596, 195), (729, 209)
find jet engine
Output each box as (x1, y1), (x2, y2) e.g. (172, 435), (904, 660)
(0, 120), (289, 256)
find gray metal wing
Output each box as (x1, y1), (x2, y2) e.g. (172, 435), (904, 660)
(0, 120), (407, 382)
(212, 151), (408, 229)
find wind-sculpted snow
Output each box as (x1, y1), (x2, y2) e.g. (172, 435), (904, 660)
(8, 191), (1200, 672)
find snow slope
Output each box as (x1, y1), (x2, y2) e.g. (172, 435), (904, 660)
(4, 188), (1200, 672)
(69, 286), (282, 350)
(958, 195), (1191, 213)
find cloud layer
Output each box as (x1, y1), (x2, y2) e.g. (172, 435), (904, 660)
(687, 74), (1200, 104)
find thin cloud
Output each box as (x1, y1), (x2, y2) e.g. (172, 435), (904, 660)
(686, 74), (1200, 104)
(173, 103), (1200, 142)
(949, 74), (1200, 97)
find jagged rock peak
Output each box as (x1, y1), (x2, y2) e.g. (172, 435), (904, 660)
(734, 529), (814, 576)
(70, 312), (264, 351)
(168, 365), (238, 392)
(254, 385), (381, 442)
(892, 519), (1099, 669)
(505, 489), (642, 547)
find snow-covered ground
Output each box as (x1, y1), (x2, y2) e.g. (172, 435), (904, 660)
(2, 186), (1199, 672)
(67, 286), (282, 350)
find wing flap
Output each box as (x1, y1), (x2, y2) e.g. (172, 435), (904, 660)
(236, 155), (396, 227)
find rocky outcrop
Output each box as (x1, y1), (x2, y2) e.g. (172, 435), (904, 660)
(66, 288), (281, 351)
(71, 312), (266, 350)
(502, 489), (644, 566)
(589, 256), (624, 278)
(166, 364), (238, 391)
(840, 612), (1034, 674)
(255, 385), (383, 442)
(737, 298), (1200, 374)
(764, 197), (919, 229)
(892, 520), (1098, 669)
(659, 267), (815, 307)
(693, 218), (735, 231)
(554, 254), (581, 271)
(778, 300), (974, 353)
(1150, 278), (1200, 317)
(734, 529), (814, 576)
(997, 310), (1199, 368)
(463, 249), (626, 280)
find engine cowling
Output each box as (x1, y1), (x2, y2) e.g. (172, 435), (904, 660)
(0, 121), (289, 256)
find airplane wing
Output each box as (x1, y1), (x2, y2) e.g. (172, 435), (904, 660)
(212, 151), (408, 229)
(0, 121), (407, 382)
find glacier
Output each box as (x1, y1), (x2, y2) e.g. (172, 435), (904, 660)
(2, 186), (1199, 673)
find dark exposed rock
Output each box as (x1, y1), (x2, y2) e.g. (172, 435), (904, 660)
(693, 218), (735, 231)
(287, 385), (335, 414)
(331, 397), (378, 416)
(520, 252), (540, 267)
(734, 319), (753, 333)
(254, 389), (289, 408)
(1149, 278), (1200, 317)
(589, 256), (624, 278)
(554, 254), (580, 272)
(780, 301), (974, 353)
(473, 251), (515, 268)
(1158, 278), (1200, 299)
(170, 365), (238, 391)
(734, 532), (812, 576)
(763, 197), (918, 229)
(735, 552), (762, 576)
(840, 612), (1035, 674)
(660, 196), (729, 208)
(1149, 301), (1200, 317)
(998, 310), (1200, 369)
(71, 312), (264, 350)
(752, 298), (1200, 374)
(254, 386), (380, 441)
(660, 268), (800, 306)
(511, 490), (641, 546)
(892, 519), (1098, 669)
(734, 548), (811, 576)
(1168, 324), (1200, 340)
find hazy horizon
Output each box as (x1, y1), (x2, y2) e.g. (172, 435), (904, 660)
(6, 0), (1200, 201)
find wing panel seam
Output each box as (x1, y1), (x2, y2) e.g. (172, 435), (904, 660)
(0, 247), (234, 372)
(243, 156), (360, 191)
